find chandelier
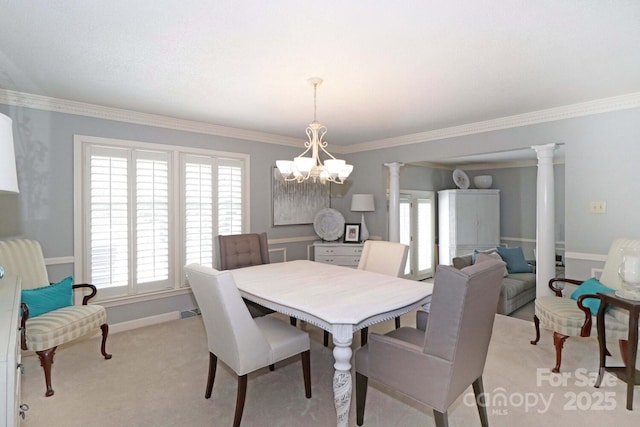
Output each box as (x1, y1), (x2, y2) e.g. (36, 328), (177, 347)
(276, 78), (353, 184)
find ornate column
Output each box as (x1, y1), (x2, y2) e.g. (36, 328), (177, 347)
(384, 162), (404, 242)
(532, 143), (556, 298)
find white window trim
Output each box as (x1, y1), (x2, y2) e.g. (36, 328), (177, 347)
(73, 134), (250, 302)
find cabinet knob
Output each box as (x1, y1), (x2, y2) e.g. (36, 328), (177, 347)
(19, 403), (29, 419)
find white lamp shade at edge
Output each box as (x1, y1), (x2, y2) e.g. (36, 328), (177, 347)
(351, 194), (375, 212)
(0, 113), (19, 194)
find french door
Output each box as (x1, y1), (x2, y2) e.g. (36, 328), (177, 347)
(399, 190), (435, 280)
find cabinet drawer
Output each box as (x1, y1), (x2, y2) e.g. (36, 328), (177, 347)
(315, 246), (363, 256)
(315, 255), (360, 267)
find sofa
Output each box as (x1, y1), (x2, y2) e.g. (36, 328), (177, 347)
(452, 253), (536, 315)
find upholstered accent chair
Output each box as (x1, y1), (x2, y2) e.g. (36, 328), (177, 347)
(531, 238), (639, 372)
(355, 258), (506, 427)
(324, 240), (409, 347)
(185, 264), (311, 427)
(0, 239), (111, 397)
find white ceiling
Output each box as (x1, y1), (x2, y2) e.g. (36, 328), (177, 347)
(1, 1), (639, 156)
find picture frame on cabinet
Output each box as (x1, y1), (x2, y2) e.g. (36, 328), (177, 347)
(344, 223), (361, 243)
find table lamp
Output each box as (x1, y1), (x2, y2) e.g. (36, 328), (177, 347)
(0, 113), (19, 279)
(351, 194), (375, 241)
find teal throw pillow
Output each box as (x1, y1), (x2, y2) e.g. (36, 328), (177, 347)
(21, 276), (74, 318)
(570, 277), (615, 315)
(496, 246), (532, 274)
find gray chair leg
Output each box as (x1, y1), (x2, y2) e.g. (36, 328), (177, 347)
(433, 410), (449, 427)
(356, 372), (368, 426)
(472, 376), (489, 427)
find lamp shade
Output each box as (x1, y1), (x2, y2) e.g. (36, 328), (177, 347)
(351, 194), (375, 212)
(0, 113), (19, 194)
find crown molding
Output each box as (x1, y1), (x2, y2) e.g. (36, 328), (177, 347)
(0, 89), (302, 147)
(1, 88), (639, 154)
(341, 92), (640, 154)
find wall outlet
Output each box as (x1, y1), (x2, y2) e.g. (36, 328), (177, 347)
(589, 201), (606, 214)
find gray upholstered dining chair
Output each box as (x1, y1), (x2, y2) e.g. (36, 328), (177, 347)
(355, 258), (506, 427)
(0, 239), (111, 397)
(185, 264), (311, 427)
(218, 232), (278, 319)
(324, 240), (409, 347)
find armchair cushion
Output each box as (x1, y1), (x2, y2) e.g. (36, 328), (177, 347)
(569, 277), (615, 315)
(21, 276), (73, 317)
(24, 304), (107, 351)
(496, 246), (532, 273)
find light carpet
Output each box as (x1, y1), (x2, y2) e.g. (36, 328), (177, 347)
(20, 312), (640, 426)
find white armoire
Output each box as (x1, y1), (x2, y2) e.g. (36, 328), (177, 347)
(438, 189), (500, 265)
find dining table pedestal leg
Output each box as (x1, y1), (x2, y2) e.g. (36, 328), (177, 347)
(332, 325), (353, 427)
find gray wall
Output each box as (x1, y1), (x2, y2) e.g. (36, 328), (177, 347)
(341, 108), (640, 280)
(2, 99), (639, 323)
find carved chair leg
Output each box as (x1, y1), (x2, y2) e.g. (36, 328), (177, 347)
(530, 314), (541, 345)
(233, 375), (248, 427)
(433, 410), (449, 427)
(324, 330), (329, 347)
(395, 316), (401, 329)
(301, 350), (311, 398)
(36, 347), (57, 397)
(356, 372), (368, 426)
(360, 327), (368, 346)
(619, 339), (629, 366)
(553, 332), (569, 373)
(100, 323), (112, 359)
(472, 376), (489, 427)
(205, 352), (217, 399)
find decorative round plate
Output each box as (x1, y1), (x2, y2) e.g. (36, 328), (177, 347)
(313, 208), (345, 241)
(453, 169), (470, 189)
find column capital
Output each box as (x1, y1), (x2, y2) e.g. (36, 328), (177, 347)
(531, 143), (557, 161)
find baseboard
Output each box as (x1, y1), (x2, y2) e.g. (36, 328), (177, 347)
(109, 311), (182, 334)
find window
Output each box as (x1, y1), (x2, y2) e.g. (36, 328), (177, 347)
(399, 190), (435, 280)
(74, 135), (248, 300)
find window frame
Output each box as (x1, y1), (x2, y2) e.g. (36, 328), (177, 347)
(73, 134), (250, 303)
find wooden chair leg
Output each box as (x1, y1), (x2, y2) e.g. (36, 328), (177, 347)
(360, 327), (368, 346)
(530, 314), (540, 345)
(100, 323), (113, 359)
(324, 330), (329, 347)
(205, 352), (217, 399)
(433, 409), (449, 427)
(553, 332), (569, 373)
(395, 316), (401, 329)
(36, 347), (57, 397)
(472, 376), (489, 427)
(356, 372), (368, 426)
(619, 339), (629, 366)
(290, 317), (297, 327)
(269, 364), (275, 371)
(301, 350), (311, 398)
(233, 375), (248, 427)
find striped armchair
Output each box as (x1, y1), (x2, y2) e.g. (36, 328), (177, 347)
(0, 239), (111, 396)
(531, 238), (638, 372)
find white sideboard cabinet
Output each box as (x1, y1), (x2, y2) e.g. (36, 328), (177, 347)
(438, 189), (500, 265)
(1, 274), (24, 426)
(313, 241), (364, 268)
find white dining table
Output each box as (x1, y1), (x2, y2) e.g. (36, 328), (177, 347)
(229, 260), (433, 427)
